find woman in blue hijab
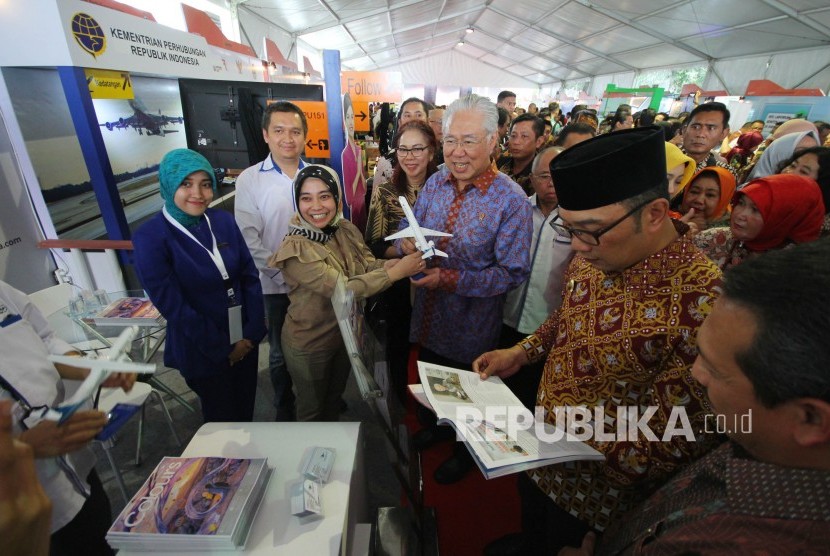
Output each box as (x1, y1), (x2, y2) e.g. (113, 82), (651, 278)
(133, 149), (266, 422)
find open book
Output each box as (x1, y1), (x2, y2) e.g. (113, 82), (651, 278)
(411, 362), (604, 479)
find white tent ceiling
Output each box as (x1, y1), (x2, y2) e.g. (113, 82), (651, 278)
(236, 0), (830, 92)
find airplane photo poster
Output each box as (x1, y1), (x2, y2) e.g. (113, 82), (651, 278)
(4, 69), (188, 239)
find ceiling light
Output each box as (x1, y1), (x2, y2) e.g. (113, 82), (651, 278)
(466, 27), (474, 34)
(457, 40), (465, 46)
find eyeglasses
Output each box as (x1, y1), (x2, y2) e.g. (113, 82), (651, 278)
(442, 137), (484, 152)
(532, 172), (553, 184)
(549, 197), (655, 246)
(397, 146), (429, 158)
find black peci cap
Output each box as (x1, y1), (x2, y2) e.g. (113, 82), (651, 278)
(549, 126), (666, 211)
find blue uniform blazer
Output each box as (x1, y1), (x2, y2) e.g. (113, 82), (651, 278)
(133, 208), (266, 379)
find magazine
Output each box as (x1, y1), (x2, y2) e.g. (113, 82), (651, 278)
(411, 362), (604, 479)
(107, 456), (271, 551)
(88, 297), (164, 326)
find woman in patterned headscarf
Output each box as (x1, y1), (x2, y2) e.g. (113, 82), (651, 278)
(133, 149), (266, 423)
(269, 164), (423, 421)
(694, 174), (825, 271)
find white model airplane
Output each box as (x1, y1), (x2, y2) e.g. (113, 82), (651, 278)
(41, 326), (155, 423)
(384, 196), (452, 259)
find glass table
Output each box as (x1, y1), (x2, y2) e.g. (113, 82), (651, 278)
(46, 290), (196, 413)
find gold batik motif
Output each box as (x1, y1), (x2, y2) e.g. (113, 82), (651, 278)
(527, 232), (723, 530)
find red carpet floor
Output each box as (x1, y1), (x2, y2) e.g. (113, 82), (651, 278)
(405, 346), (522, 556)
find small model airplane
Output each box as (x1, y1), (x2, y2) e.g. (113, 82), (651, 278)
(42, 326), (155, 423)
(384, 196), (452, 259)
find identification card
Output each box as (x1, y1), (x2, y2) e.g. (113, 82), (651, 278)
(228, 304), (243, 344)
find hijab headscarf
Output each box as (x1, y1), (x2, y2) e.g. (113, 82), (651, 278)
(725, 131), (763, 166)
(772, 118), (819, 140)
(683, 166), (737, 221)
(746, 130), (820, 182)
(158, 148), (217, 227)
(734, 174), (825, 252)
(287, 164), (344, 244)
(665, 142), (695, 196)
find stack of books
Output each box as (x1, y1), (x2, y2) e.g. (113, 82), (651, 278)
(107, 456), (271, 551)
(87, 297), (164, 326)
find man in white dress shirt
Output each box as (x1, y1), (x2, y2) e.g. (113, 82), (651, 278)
(500, 146), (573, 408)
(234, 101), (308, 421)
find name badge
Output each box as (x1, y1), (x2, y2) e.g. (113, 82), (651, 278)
(228, 304), (243, 344)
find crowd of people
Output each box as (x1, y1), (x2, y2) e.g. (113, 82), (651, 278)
(3, 89), (829, 554)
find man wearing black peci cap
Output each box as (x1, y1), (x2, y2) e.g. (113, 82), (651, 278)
(475, 127), (724, 554)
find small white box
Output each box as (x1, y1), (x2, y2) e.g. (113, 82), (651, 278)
(302, 447), (336, 483)
(290, 479), (322, 517)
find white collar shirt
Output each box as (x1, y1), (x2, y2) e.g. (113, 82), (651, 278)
(503, 195), (573, 334)
(234, 155), (306, 294)
(0, 281), (95, 532)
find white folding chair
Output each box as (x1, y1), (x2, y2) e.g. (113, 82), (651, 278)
(28, 283), (73, 318)
(96, 383), (182, 503)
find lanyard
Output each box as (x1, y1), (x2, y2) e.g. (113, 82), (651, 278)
(163, 207), (236, 302)
(0, 371), (90, 497)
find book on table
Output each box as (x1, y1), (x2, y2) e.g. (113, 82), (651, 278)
(409, 361), (604, 479)
(107, 456), (271, 551)
(87, 297), (164, 326)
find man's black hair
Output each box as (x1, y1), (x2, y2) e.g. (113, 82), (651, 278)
(723, 239), (830, 406)
(497, 90), (516, 103)
(687, 102), (730, 129)
(510, 114), (545, 138)
(262, 101), (308, 135)
(497, 107), (510, 127)
(552, 122), (596, 146)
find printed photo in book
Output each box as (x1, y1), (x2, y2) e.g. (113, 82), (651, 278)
(110, 457), (251, 536)
(413, 362), (604, 479)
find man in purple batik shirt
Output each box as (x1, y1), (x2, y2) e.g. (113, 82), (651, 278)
(396, 94), (531, 483)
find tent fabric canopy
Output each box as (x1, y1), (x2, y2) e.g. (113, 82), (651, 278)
(237, 0), (830, 93)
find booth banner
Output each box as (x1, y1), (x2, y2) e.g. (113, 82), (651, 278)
(341, 71), (403, 103)
(56, 0), (266, 83)
(747, 98), (830, 136)
(85, 68), (134, 99)
(292, 101), (330, 158)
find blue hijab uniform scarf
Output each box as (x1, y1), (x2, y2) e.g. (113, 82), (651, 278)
(158, 149), (217, 227)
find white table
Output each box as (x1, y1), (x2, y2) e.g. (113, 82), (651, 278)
(121, 421), (367, 555)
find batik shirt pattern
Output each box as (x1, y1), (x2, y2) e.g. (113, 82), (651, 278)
(526, 227), (723, 530)
(598, 442), (830, 554)
(400, 164), (532, 364)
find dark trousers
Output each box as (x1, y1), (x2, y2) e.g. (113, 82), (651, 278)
(50, 470), (114, 556)
(185, 352), (258, 423)
(518, 473), (594, 554)
(264, 293), (295, 420)
(379, 279), (413, 404)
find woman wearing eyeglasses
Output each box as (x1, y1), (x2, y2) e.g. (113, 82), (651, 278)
(364, 121), (439, 401)
(269, 165), (424, 421)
